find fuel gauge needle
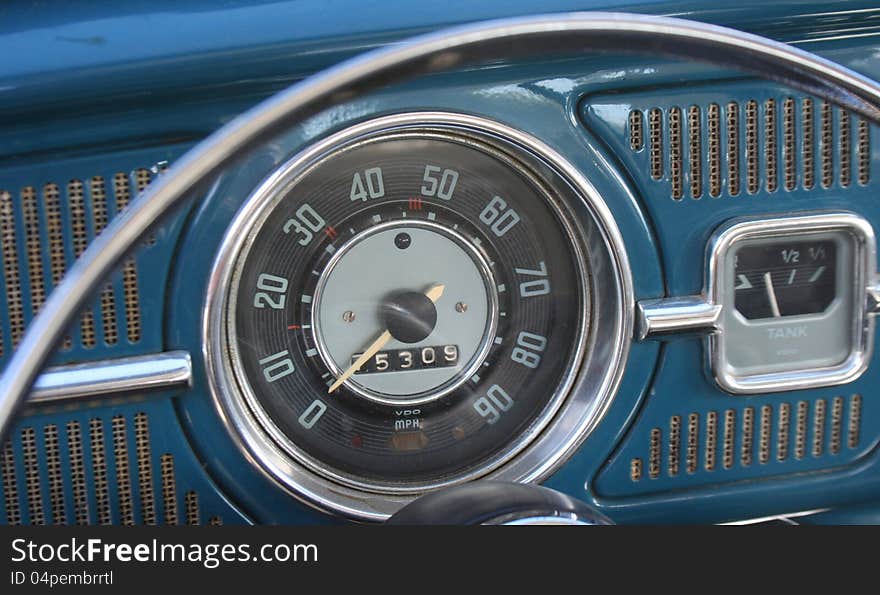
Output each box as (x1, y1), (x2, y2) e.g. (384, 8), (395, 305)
(327, 283), (445, 394)
(763, 271), (782, 318)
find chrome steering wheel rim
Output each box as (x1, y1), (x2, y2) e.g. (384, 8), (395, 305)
(4, 11), (880, 448)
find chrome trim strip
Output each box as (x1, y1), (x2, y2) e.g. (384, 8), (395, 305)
(637, 296), (721, 340)
(5, 12), (880, 444)
(720, 508), (829, 525)
(28, 352), (192, 405)
(495, 514), (599, 525)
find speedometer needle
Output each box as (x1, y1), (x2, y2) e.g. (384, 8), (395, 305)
(327, 283), (445, 393)
(763, 271), (782, 318)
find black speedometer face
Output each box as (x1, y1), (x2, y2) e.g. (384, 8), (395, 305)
(228, 130), (586, 488)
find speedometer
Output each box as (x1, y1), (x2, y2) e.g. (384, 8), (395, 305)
(206, 113), (632, 519)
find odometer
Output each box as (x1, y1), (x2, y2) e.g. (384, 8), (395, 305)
(207, 113), (632, 518)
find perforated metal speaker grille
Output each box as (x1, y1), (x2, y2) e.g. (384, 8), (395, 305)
(0, 168), (161, 358)
(705, 411), (717, 471)
(111, 415), (134, 525)
(649, 108), (663, 180)
(628, 394), (863, 483)
(66, 421), (88, 525)
(688, 106), (702, 199)
(707, 103), (721, 197)
(0, 192), (24, 354)
(0, 440), (20, 525)
(726, 101), (740, 196)
(20, 427), (43, 525)
(89, 418), (111, 525)
(91, 177), (119, 348)
(621, 94), (871, 200)
(160, 454), (178, 526)
(113, 172), (143, 344)
(668, 107), (683, 199)
(629, 110), (644, 151)
(134, 412), (156, 525)
(185, 491), (200, 526)
(783, 98), (796, 191)
(0, 412), (218, 526)
(667, 415), (681, 476)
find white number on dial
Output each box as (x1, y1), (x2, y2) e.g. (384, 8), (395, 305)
(420, 165), (459, 200)
(479, 196), (520, 237)
(283, 204), (325, 246)
(473, 385), (513, 425)
(350, 168), (385, 201)
(511, 331), (547, 369)
(515, 260), (550, 297)
(253, 273), (288, 309)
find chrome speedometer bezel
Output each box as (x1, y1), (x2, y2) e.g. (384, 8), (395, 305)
(204, 112), (633, 520)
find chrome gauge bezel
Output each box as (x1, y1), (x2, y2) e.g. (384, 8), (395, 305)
(204, 112), (633, 520)
(707, 212), (877, 394)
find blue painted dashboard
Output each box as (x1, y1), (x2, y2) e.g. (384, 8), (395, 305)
(2, 0), (880, 524)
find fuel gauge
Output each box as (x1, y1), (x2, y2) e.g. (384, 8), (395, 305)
(637, 212), (876, 394)
(734, 239), (836, 320)
(706, 212), (875, 394)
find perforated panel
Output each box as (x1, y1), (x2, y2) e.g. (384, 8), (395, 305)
(627, 395), (862, 486)
(0, 405), (244, 526)
(598, 337), (880, 498)
(0, 154), (184, 365)
(594, 85), (872, 203)
(0, 147), (234, 522)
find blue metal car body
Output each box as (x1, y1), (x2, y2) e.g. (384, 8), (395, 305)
(2, 0), (880, 524)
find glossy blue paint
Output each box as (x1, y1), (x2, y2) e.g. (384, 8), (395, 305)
(2, 0), (880, 524)
(0, 1), (875, 100)
(3, 1), (880, 121)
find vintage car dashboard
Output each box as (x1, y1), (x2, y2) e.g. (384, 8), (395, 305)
(2, 0), (880, 524)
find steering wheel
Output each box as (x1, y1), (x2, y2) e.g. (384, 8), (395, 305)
(2, 12), (880, 522)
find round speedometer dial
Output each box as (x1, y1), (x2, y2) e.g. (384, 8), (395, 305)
(208, 113), (631, 518)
